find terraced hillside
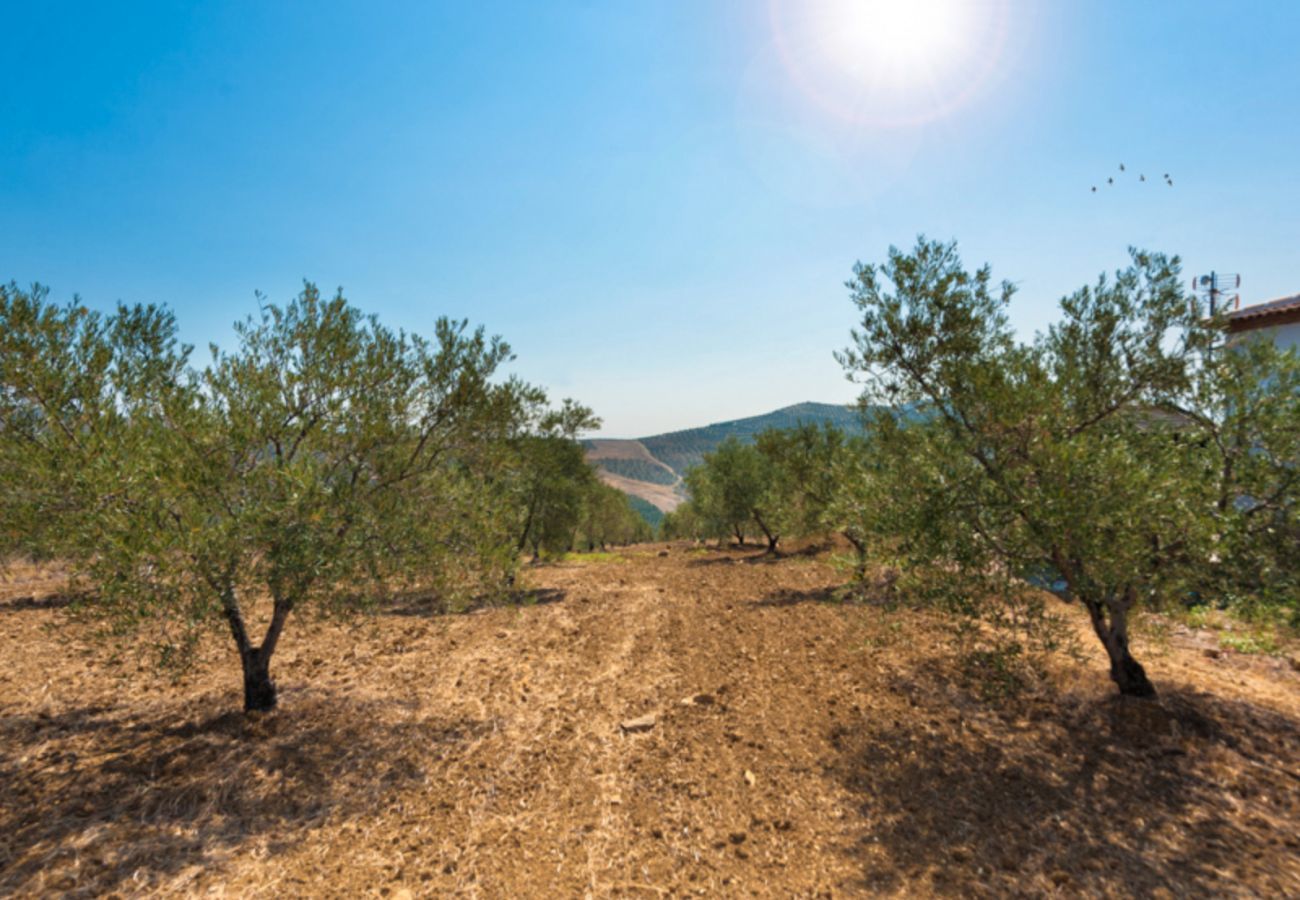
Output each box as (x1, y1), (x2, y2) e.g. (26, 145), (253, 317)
(586, 402), (864, 516)
(638, 402), (863, 477)
(584, 439), (685, 514)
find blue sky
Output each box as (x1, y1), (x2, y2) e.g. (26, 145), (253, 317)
(3, 1), (1298, 436)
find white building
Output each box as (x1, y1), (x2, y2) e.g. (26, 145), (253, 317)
(1227, 293), (1300, 351)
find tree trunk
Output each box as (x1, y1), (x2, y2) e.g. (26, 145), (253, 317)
(221, 584), (293, 713)
(1108, 644), (1156, 698)
(752, 510), (779, 555)
(1051, 555), (1157, 700)
(842, 530), (868, 579)
(517, 501), (537, 553)
(241, 648), (277, 712)
(1083, 590), (1156, 698)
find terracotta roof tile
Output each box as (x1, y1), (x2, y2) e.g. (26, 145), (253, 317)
(1228, 293), (1300, 324)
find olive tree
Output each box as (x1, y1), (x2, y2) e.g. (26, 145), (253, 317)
(659, 500), (713, 542)
(824, 433), (893, 576)
(684, 437), (774, 548)
(684, 428), (849, 554)
(753, 422), (849, 550)
(576, 483), (651, 550)
(512, 403), (600, 558)
(837, 238), (1299, 698)
(1, 282), (567, 712)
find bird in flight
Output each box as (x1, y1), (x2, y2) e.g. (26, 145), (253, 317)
(1090, 166), (1174, 192)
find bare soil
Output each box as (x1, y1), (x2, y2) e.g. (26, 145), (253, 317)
(2, 546), (1298, 897)
(591, 470), (684, 514)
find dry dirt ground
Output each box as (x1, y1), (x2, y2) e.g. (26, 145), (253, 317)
(2, 545), (1299, 898)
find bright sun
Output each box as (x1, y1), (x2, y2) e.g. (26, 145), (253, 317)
(822, 0), (970, 83)
(769, 0), (1007, 126)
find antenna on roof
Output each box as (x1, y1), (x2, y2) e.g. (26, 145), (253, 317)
(1192, 271), (1241, 316)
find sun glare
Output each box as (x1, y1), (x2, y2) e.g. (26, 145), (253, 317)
(823, 0), (969, 84)
(769, 0), (1008, 126)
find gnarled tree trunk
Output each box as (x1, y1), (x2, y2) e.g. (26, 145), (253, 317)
(1052, 554), (1157, 699)
(1083, 588), (1156, 698)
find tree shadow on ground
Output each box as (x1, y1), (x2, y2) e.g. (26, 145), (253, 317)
(829, 671), (1300, 896)
(381, 587), (566, 617)
(0, 594), (78, 613)
(0, 691), (488, 896)
(687, 549), (784, 568)
(753, 586), (842, 607)
(754, 579), (896, 608)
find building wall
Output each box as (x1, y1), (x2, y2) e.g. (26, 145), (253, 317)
(1231, 321), (1300, 353)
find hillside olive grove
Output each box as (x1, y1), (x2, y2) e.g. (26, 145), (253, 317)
(675, 239), (1299, 697)
(0, 283), (642, 711)
(4, 238), (1296, 710)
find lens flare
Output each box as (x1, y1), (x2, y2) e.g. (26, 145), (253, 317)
(768, 0), (1009, 127)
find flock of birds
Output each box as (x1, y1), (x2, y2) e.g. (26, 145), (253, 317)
(1092, 163), (1173, 192)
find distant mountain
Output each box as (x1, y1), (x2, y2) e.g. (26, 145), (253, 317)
(639, 402), (864, 477)
(585, 402), (866, 520)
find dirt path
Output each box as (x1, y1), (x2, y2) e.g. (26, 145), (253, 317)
(2, 546), (1299, 897)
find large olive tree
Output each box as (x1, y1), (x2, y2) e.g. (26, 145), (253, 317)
(1, 282), (569, 711)
(837, 239), (1299, 698)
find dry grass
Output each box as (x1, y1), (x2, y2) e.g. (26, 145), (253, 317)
(2, 545), (1298, 897)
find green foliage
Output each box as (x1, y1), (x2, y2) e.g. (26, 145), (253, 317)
(1218, 631), (1281, 656)
(514, 434), (599, 557)
(0, 282), (588, 712)
(680, 423), (857, 552)
(574, 482), (653, 550)
(1174, 333), (1300, 623)
(659, 501), (715, 542)
(552, 550), (625, 564)
(835, 237), (1300, 698)
(1162, 594), (1298, 657)
(516, 425), (659, 556)
(683, 437), (774, 546)
(752, 422), (848, 549)
(825, 433), (893, 574)
(624, 493), (665, 530)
